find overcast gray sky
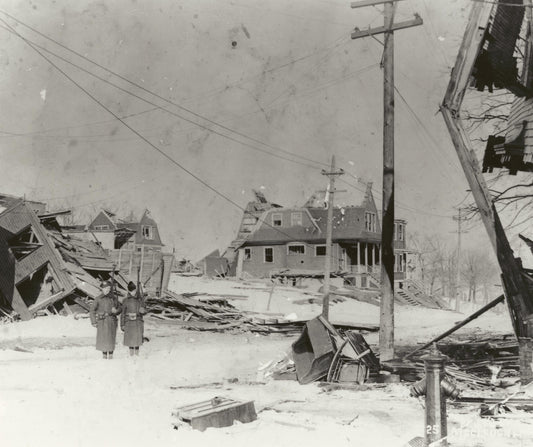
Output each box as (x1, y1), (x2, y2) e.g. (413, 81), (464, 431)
(0, 0), (505, 259)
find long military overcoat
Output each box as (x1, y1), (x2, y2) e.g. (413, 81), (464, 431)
(120, 294), (146, 347)
(90, 293), (122, 352)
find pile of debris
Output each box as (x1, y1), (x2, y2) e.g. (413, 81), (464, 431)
(0, 200), (128, 321)
(145, 290), (379, 334)
(382, 334), (521, 392)
(290, 316), (381, 384)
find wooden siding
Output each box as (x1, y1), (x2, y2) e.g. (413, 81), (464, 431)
(14, 247), (49, 284)
(0, 202), (75, 289)
(487, 0), (528, 96)
(241, 243), (344, 278)
(135, 211), (163, 246)
(88, 211), (115, 230)
(507, 97), (533, 163)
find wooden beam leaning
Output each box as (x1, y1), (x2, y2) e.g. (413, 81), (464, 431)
(443, 3), (493, 118)
(441, 3), (494, 248)
(441, 1), (533, 337)
(351, 15), (422, 40)
(351, 0), (404, 9)
(404, 295), (505, 360)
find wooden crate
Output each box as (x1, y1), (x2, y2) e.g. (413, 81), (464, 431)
(174, 397), (257, 431)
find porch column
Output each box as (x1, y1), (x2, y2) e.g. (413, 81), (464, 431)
(371, 243), (375, 268)
(356, 242), (360, 269)
(364, 242), (368, 272)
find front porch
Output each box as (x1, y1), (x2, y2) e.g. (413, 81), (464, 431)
(339, 242), (408, 288)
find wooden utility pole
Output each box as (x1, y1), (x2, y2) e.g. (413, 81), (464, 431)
(453, 208), (467, 311)
(380, 0), (396, 363)
(321, 155), (344, 320)
(351, 0), (422, 361)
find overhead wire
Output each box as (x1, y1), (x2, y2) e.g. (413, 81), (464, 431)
(0, 23), (327, 171)
(2, 10), (456, 224)
(190, 35), (351, 109)
(0, 11), (331, 170)
(0, 9), (351, 110)
(0, 107), (159, 139)
(0, 17), (350, 266)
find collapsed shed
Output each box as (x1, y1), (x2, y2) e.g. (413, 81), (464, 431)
(0, 200), (128, 321)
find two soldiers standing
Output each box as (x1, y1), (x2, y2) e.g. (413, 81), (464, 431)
(89, 280), (146, 359)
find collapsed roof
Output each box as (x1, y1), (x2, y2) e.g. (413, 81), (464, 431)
(0, 200), (127, 320)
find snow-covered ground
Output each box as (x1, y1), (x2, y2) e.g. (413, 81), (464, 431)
(0, 275), (528, 447)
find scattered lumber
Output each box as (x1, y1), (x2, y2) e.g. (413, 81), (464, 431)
(400, 334), (521, 390)
(145, 290), (377, 334)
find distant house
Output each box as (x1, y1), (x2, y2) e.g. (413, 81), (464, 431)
(235, 184), (409, 289)
(65, 209), (163, 252)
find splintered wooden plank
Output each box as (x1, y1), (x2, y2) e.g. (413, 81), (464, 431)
(175, 398), (257, 431)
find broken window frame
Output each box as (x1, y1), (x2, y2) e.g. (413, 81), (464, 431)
(264, 247), (274, 263)
(244, 248), (252, 261)
(8, 225), (42, 261)
(287, 243), (305, 256)
(290, 212), (303, 226)
(272, 213), (283, 227)
(242, 217), (258, 226)
(142, 225), (154, 240)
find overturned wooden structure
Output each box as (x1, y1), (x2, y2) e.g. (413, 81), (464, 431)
(441, 0), (533, 337)
(0, 200), (129, 320)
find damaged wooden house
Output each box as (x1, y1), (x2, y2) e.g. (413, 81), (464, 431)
(0, 196), (130, 321)
(225, 185), (442, 308)
(202, 190), (282, 277)
(441, 0), (533, 338)
(478, 0), (533, 175)
(62, 208), (174, 294)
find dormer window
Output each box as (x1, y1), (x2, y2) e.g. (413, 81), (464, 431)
(272, 213), (282, 227)
(364, 212), (376, 232)
(142, 225), (154, 240)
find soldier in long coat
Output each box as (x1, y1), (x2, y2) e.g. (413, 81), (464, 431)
(120, 281), (146, 356)
(90, 280), (122, 359)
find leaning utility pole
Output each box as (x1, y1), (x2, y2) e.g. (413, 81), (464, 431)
(351, 0), (422, 361)
(453, 208), (468, 312)
(321, 155), (344, 320)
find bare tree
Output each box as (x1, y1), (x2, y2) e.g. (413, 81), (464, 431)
(461, 248), (499, 304)
(408, 232), (456, 298)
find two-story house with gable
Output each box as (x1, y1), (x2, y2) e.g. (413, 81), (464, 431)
(235, 183), (409, 289)
(64, 209), (163, 252)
